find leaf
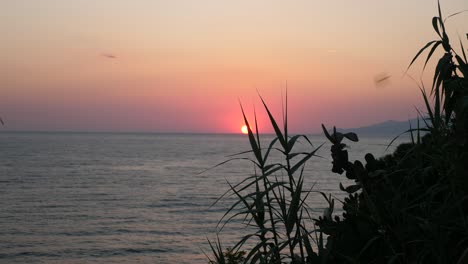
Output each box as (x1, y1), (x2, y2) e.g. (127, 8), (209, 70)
(432, 17), (442, 38)
(254, 106), (261, 155)
(407, 40), (438, 71)
(288, 152), (311, 159)
(302, 229), (316, 260)
(409, 119), (415, 144)
(231, 233), (256, 252)
(284, 86), (289, 144)
(339, 183), (346, 192)
(443, 79), (459, 122)
(250, 250), (265, 264)
(443, 9), (468, 23)
(455, 56), (468, 77)
(226, 149), (254, 157)
(290, 144), (323, 175)
(344, 132), (359, 142)
(263, 181), (289, 193)
(322, 124), (334, 143)
(263, 137), (279, 163)
(287, 134), (313, 152)
(207, 236), (226, 264)
(438, 0), (445, 32)
(263, 163), (285, 177)
(219, 181), (258, 228)
(240, 101), (263, 167)
(259, 94), (287, 151)
(254, 179), (265, 226)
(339, 183), (362, 194)
(244, 241), (267, 263)
(333, 131), (344, 144)
(263, 163), (279, 173)
(197, 157), (254, 175)
(358, 236), (381, 257)
(286, 176), (304, 233)
(442, 31), (451, 51)
(420, 88), (435, 126)
(459, 35), (468, 63)
(417, 117), (421, 144)
(423, 41), (442, 71)
(415, 107), (431, 131)
(386, 128), (417, 152)
(208, 174), (257, 210)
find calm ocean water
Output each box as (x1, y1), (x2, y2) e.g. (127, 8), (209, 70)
(0, 132), (403, 263)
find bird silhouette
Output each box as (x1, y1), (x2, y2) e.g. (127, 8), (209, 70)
(374, 72), (391, 88)
(101, 53), (117, 59)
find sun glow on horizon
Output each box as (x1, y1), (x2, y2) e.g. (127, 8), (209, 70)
(2, 1), (466, 133)
(241, 125), (248, 134)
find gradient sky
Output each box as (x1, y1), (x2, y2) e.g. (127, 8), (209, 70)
(1, 1), (467, 133)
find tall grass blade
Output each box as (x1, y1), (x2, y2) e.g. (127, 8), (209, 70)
(438, 0), (445, 32)
(384, 130), (404, 150)
(423, 41), (442, 71)
(290, 144), (323, 175)
(263, 137), (279, 164)
(240, 101), (263, 166)
(407, 41), (438, 71)
(197, 157), (254, 175)
(231, 233), (257, 252)
(259, 95), (287, 150)
(210, 174), (258, 209)
(417, 117), (421, 144)
(284, 84), (288, 143)
(459, 36), (467, 63)
(217, 180), (257, 229)
(207, 236), (226, 264)
(421, 87), (435, 125)
(263, 164), (285, 177)
(288, 135), (313, 152)
(443, 9), (468, 23)
(432, 17), (443, 38)
(321, 124), (334, 143)
(409, 120), (415, 144)
(244, 242), (267, 263)
(358, 236), (380, 258)
(254, 106), (261, 156)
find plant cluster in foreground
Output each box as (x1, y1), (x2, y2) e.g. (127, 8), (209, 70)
(207, 2), (468, 263)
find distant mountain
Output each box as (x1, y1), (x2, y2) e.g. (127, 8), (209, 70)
(338, 119), (427, 136)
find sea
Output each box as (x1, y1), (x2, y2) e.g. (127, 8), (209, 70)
(0, 132), (404, 263)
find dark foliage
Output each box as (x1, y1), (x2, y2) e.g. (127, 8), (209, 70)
(317, 2), (468, 262)
(208, 2), (468, 263)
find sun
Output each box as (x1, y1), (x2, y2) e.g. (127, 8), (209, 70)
(241, 125), (249, 134)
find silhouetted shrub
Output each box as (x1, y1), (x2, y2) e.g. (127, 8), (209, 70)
(208, 1), (468, 263)
(317, 2), (468, 263)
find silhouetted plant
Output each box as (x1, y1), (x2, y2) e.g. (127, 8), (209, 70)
(316, 2), (468, 263)
(206, 237), (247, 264)
(207, 1), (468, 263)
(206, 93), (324, 264)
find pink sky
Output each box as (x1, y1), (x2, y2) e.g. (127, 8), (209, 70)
(1, 1), (467, 133)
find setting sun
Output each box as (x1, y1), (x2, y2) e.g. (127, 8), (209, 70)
(241, 125), (249, 134)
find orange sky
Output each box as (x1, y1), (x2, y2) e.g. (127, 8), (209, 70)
(1, 1), (467, 133)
